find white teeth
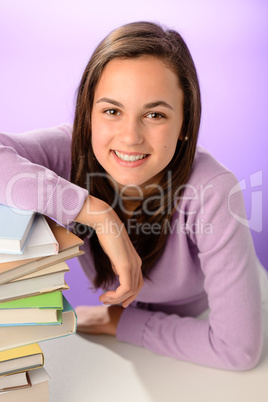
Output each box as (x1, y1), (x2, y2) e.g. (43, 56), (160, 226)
(114, 151), (147, 162)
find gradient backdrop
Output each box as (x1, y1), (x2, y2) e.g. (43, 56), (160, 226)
(0, 0), (267, 307)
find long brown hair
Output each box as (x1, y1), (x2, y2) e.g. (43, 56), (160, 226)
(71, 21), (201, 288)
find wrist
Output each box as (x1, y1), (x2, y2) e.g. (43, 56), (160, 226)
(74, 195), (112, 228)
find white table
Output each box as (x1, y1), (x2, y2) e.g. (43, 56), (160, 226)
(41, 313), (268, 402)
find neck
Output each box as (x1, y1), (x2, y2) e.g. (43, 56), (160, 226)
(116, 172), (167, 218)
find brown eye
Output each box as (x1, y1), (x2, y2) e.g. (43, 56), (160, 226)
(105, 109), (120, 116)
(147, 112), (165, 119)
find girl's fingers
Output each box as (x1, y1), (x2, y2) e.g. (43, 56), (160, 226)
(88, 209), (143, 306)
(99, 287), (133, 304)
(100, 272), (143, 306)
(76, 199), (143, 307)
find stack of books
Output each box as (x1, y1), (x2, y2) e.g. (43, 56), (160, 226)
(0, 204), (84, 401)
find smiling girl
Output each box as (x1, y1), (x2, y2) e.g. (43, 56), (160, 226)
(0, 22), (265, 370)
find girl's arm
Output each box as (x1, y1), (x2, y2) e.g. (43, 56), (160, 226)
(116, 173), (263, 370)
(74, 196), (143, 307)
(0, 125), (143, 306)
(0, 124), (87, 224)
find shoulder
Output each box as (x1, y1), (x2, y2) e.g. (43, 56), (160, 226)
(185, 145), (238, 194)
(190, 145), (232, 182)
(176, 146), (248, 245)
(54, 123), (73, 139)
(177, 146), (244, 221)
(0, 123), (73, 147)
(0, 123), (74, 175)
(22, 123), (73, 143)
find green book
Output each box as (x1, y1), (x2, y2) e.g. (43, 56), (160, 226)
(0, 296), (77, 352)
(0, 291), (63, 326)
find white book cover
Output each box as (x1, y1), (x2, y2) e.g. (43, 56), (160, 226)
(0, 215), (59, 263)
(0, 205), (36, 254)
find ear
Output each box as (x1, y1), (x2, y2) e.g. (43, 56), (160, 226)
(178, 130), (188, 141)
(178, 124), (184, 141)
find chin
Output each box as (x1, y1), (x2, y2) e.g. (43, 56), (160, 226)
(115, 173), (163, 190)
(116, 179), (147, 188)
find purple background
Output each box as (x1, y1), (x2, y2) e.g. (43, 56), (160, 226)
(0, 1), (267, 307)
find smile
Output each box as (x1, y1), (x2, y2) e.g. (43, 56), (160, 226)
(114, 150), (148, 162)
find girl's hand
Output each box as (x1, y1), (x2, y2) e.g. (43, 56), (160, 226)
(74, 195), (143, 308)
(75, 305), (124, 336)
(96, 209), (143, 307)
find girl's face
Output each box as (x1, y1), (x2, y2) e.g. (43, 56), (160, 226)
(91, 56), (184, 191)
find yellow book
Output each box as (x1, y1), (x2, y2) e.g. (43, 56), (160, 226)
(0, 344), (44, 376)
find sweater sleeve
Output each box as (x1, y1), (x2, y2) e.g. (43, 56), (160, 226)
(0, 124), (88, 225)
(117, 172), (263, 371)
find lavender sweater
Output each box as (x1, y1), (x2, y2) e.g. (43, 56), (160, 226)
(0, 124), (263, 370)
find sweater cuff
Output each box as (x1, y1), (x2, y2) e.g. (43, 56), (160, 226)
(43, 176), (89, 226)
(116, 306), (154, 347)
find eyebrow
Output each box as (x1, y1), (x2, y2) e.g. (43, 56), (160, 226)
(96, 97), (174, 111)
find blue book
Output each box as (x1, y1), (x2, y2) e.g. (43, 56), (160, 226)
(0, 204), (36, 254)
(0, 296), (77, 352)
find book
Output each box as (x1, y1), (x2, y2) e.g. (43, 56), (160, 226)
(0, 204), (36, 254)
(0, 262), (69, 302)
(0, 215), (59, 263)
(12, 261), (70, 280)
(0, 291), (64, 326)
(0, 367), (49, 401)
(0, 344), (44, 377)
(0, 218), (84, 284)
(0, 371), (30, 392)
(0, 296), (77, 352)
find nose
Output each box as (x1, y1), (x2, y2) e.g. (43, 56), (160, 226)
(119, 116), (144, 146)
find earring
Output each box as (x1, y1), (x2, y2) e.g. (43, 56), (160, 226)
(184, 136), (189, 141)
